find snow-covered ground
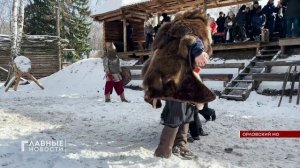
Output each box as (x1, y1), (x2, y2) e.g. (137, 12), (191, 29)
(0, 58), (299, 168)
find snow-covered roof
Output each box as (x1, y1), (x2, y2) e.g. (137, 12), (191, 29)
(92, 0), (150, 16)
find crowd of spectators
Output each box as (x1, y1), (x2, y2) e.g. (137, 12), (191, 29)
(142, 0), (300, 50)
(210, 0), (300, 44)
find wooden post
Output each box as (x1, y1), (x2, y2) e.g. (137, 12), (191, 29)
(102, 22), (105, 51)
(56, 0), (62, 70)
(278, 66), (292, 107)
(281, 46), (285, 55)
(4, 0), (18, 87)
(123, 19), (127, 52)
(289, 66), (297, 103)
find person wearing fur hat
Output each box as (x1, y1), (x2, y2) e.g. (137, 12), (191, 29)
(103, 42), (129, 103)
(142, 8), (216, 159)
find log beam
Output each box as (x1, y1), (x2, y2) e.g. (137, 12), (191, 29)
(252, 73), (300, 81)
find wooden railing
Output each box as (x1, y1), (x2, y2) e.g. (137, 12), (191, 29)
(127, 63), (244, 84)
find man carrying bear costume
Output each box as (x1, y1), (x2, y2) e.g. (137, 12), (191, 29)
(142, 8), (216, 159)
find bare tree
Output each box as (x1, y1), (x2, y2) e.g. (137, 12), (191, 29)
(4, 0), (25, 86)
(16, 0), (25, 55)
(11, 0), (18, 60)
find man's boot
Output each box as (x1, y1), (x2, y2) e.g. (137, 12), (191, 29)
(173, 123), (197, 160)
(154, 126), (178, 158)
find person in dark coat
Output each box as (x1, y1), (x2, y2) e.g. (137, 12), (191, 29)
(153, 13), (171, 37)
(245, 7), (253, 40)
(188, 103), (216, 142)
(284, 0), (300, 37)
(224, 11), (236, 43)
(275, 0), (288, 38)
(161, 13), (171, 24)
(248, 1), (260, 40)
(262, 0), (279, 41)
(251, 6), (266, 41)
(126, 22), (134, 51)
(233, 5), (249, 42)
(216, 12), (226, 33)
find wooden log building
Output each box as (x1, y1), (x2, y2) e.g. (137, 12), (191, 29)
(91, 0), (253, 56)
(0, 35), (67, 81)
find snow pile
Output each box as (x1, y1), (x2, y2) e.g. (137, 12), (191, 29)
(1, 58), (139, 98)
(1, 58), (106, 97)
(14, 56), (31, 73)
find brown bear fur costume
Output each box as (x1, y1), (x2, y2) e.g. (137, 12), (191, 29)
(142, 8), (216, 108)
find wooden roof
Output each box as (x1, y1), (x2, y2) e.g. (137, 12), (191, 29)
(92, 0), (253, 22)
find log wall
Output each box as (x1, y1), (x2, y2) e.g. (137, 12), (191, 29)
(0, 35), (61, 81)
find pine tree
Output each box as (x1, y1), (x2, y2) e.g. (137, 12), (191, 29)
(24, 0), (56, 35)
(67, 0), (91, 58)
(24, 0), (91, 59)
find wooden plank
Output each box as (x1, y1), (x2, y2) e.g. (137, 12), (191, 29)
(252, 73), (300, 81)
(256, 60), (300, 67)
(212, 41), (260, 51)
(132, 73), (233, 81)
(279, 37), (300, 46)
(0, 66), (8, 72)
(201, 74), (233, 81)
(123, 19), (127, 52)
(124, 63), (245, 70)
(204, 63), (244, 69)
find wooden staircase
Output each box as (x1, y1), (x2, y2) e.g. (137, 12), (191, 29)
(220, 48), (281, 101)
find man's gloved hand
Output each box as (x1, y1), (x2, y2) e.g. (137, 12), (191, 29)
(199, 108), (216, 121)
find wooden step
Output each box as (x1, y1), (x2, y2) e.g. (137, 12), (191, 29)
(251, 65), (265, 68)
(220, 94), (244, 100)
(255, 54), (274, 58)
(255, 54), (274, 57)
(247, 67), (264, 69)
(260, 49), (279, 53)
(225, 87), (249, 90)
(239, 73), (258, 75)
(233, 80), (254, 82)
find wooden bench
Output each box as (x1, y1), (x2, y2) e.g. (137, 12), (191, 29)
(212, 41), (260, 51)
(255, 60), (300, 67)
(279, 37), (300, 54)
(132, 73), (233, 82)
(127, 63), (239, 86)
(124, 63), (245, 71)
(252, 73), (299, 81)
